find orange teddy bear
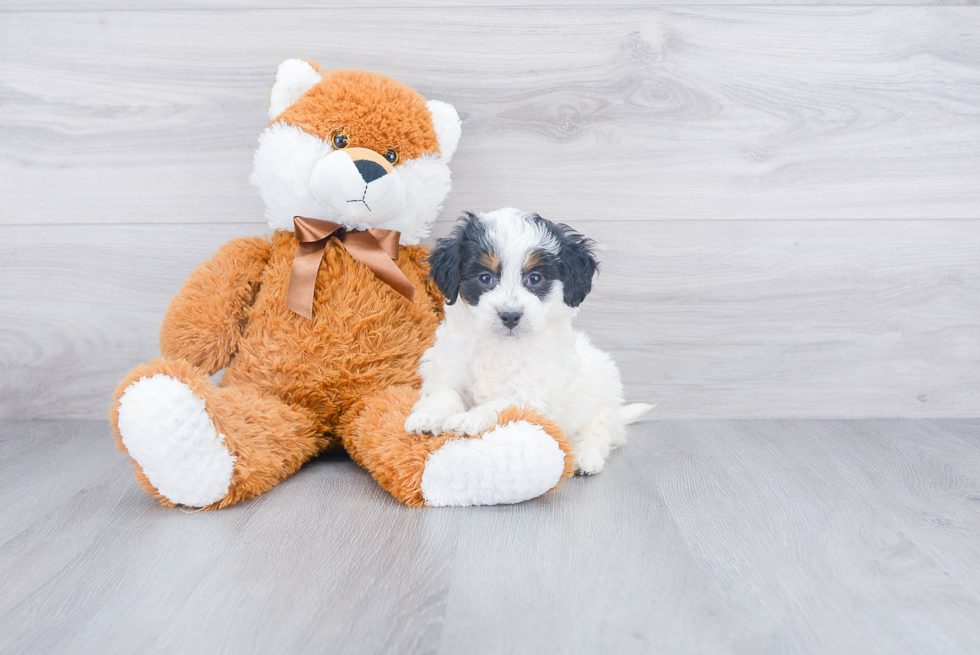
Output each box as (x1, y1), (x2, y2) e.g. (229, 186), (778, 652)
(109, 59), (574, 509)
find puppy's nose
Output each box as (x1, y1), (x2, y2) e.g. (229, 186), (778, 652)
(354, 159), (387, 184)
(499, 311), (522, 330)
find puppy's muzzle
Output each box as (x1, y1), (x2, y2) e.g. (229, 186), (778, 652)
(499, 310), (522, 330)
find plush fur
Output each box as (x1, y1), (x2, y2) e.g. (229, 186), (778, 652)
(407, 208), (652, 474)
(252, 61), (459, 240)
(110, 62), (575, 509)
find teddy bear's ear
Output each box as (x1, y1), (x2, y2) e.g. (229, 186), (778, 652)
(426, 100), (462, 163)
(268, 59), (322, 120)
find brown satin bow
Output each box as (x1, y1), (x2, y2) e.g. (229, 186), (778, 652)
(285, 216), (415, 319)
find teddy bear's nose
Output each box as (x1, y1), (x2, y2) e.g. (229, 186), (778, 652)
(354, 159), (387, 184)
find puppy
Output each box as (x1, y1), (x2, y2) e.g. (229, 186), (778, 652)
(405, 207), (652, 475)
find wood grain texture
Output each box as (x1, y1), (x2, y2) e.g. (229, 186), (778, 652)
(1, 419), (979, 654)
(1, 219), (977, 420)
(440, 418), (980, 654)
(5, 0), (979, 10)
(2, 6), (978, 420)
(0, 420), (120, 547)
(2, 7), (980, 225)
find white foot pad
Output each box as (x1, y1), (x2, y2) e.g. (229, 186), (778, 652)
(421, 420), (565, 507)
(117, 374), (236, 507)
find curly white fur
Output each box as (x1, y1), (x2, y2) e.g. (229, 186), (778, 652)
(406, 208), (652, 475)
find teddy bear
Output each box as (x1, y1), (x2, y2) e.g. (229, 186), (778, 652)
(109, 59), (575, 509)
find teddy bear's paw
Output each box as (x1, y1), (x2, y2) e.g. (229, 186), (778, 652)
(117, 374), (237, 507)
(440, 409), (496, 436)
(573, 447), (606, 476)
(420, 420), (566, 506)
(404, 410), (445, 436)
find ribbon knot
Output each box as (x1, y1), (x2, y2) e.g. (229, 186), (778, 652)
(285, 216), (415, 319)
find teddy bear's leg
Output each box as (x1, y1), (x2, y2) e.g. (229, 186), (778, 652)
(110, 359), (324, 509)
(343, 385), (576, 507)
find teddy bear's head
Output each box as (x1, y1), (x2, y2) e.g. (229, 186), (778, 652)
(250, 59), (461, 245)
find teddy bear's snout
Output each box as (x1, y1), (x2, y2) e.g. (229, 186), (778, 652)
(354, 159), (387, 184)
(309, 148), (406, 223)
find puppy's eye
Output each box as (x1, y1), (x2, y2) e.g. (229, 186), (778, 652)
(527, 272), (543, 285)
(479, 273), (494, 285)
(332, 133), (349, 149)
(385, 149), (398, 164)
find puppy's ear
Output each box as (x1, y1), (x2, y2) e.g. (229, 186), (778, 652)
(555, 223), (599, 307)
(428, 213), (474, 305)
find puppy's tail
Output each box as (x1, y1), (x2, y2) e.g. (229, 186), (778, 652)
(620, 403), (655, 425)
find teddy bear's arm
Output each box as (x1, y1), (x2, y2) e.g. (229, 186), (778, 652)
(159, 236), (272, 375)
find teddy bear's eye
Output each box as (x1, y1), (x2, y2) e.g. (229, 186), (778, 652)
(385, 149), (398, 164)
(332, 133), (348, 149)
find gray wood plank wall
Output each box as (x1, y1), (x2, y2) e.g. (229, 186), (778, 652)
(1, 6), (978, 419)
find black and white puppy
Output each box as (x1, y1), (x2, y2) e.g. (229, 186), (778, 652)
(405, 207), (651, 474)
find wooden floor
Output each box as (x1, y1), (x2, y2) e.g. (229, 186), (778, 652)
(2, 419), (978, 654)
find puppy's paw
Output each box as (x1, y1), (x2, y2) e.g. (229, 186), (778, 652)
(405, 410), (445, 436)
(441, 409), (496, 437)
(574, 447), (606, 476)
